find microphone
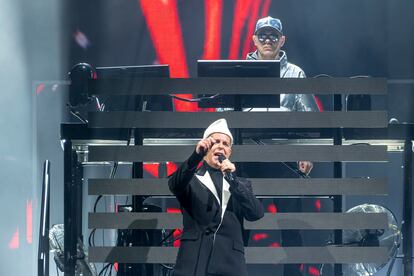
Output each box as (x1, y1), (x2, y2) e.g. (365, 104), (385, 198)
(217, 154), (236, 182)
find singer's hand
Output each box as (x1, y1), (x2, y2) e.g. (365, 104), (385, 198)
(220, 159), (236, 175)
(196, 137), (215, 155)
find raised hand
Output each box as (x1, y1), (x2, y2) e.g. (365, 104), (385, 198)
(196, 136), (216, 155)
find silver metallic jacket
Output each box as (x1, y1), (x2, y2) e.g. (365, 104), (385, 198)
(246, 50), (319, 111)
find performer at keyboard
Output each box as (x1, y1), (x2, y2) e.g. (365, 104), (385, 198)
(246, 16), (321, 275)
(247, 16), (319, 114)
(246, 15), (318, 180)
(168, 118), (264, 276)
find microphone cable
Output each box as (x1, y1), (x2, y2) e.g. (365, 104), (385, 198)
(250, 138), (310, 179)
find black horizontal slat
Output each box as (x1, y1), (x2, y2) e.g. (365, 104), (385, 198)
(88, 145), (387, 162)
(88, 213), (388, 230)
(88, 77), (387, 95)
(88, 111), (388, 129)
(245, 213), (388, 230)
(89, 246), (388, 264)
(245, 247), (388, 264)
(89, 179), (171, 195)
(252, 178), (387, 195)
(88, 178), (387, 196)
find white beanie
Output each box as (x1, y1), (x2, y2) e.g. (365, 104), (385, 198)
(203, 118), (233, 144)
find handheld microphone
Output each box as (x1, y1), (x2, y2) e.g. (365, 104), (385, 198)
(217, 153), (226, 163)
(217, 154), (235, 182)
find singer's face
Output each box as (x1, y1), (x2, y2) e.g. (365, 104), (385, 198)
(204, 133), (232, 169)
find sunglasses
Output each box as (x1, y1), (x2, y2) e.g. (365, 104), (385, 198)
(257, 33), (280, 43)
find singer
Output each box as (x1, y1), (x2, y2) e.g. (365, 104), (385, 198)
(168, 118), (264, 276)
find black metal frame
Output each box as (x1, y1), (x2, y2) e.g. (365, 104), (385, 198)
(403, 138), (413, 276)
(63, 141), (83, 275)
(333, 94), (344, 276)
(61, 68), (412, 276)
(38, 160), (50, 276)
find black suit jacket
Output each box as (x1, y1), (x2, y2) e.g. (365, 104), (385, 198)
(168, 151), (264, 276)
